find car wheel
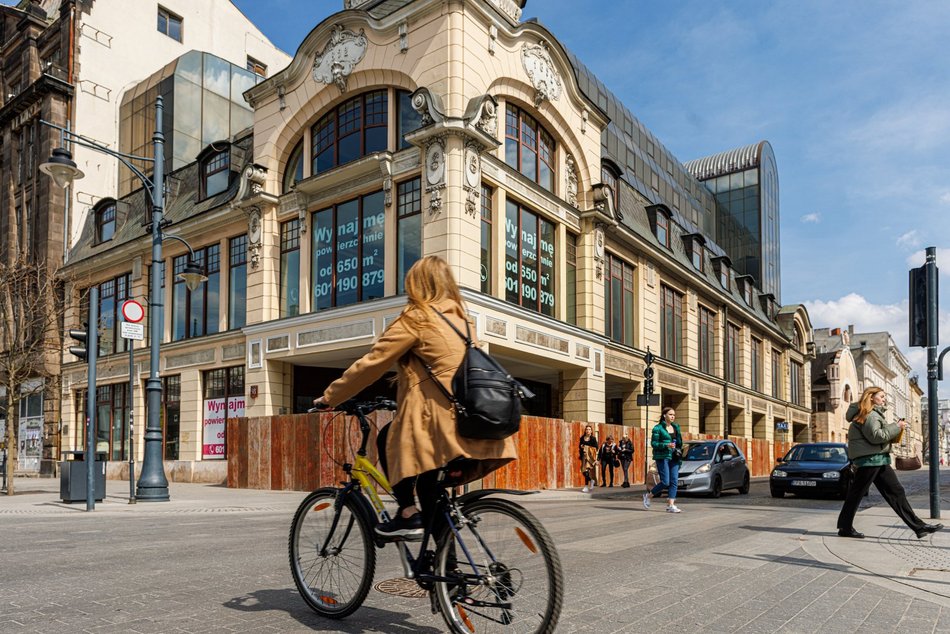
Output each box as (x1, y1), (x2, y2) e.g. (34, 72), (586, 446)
(770, 487), (784, 498)
(738, 472), (750, 495)
(711, 476), (722, 498)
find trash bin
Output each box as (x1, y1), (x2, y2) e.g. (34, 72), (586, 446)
(60, 450), (106, 503)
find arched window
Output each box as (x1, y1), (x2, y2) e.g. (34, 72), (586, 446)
(282, 140), (304, 193)
(95, 200), (116, 243)
(199, 143), (231, 199)
(505, 103), (555, 191)
(793, 325), (804, 350)
(311, 90), (388, 176)
(843, 385), (852, 404)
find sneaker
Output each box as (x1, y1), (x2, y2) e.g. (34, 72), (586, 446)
(642, 493), (651, 509)
(581, 486), (590, 493)
(666, 505), (682, 513)
(375, 513), (424, 541)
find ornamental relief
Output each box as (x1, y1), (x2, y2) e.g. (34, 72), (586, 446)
(312, 25), (367, 93)
(424, 138), (446, 215)
(521, 40), (562, 106)
(463, 143), (481, 217)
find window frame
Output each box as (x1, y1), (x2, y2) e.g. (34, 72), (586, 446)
(772, 349), (783, 398)
(751, 336), (763, 392)
(691, 240), (704, 272)
(504, 103), (556, 192)
(310, 90), (388, 176)
(656, 211), (670, 248)
(566, 233), (577, 325)
(698, 305), (715, 374)
(157, 6), (183, 42)
(790, 360), (804, 406)
(480, 184), (493, 294)
(280, 219), (301, 317)
(95, 200), (116, 244)
(246, 55), (267, 78)
(172, 244), (220, 340)
(162, 375), (181, 460)
(199, 146), (230, 199)
(282, 140), (304, 193)
(396, 178), (422, 294)
(504, 200), (556, 317)
(726, 322), (740, 383)
(228, 234), (247, 330)
(605, 253), (635, 346)
(660, 285), (684, 363)
(80, 273), (131, 356)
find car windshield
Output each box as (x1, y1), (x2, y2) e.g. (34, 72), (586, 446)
(786, 445), (848, 463)
(684, 443), (716, 461)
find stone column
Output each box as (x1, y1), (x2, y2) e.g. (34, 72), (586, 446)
(562, 367), (605, 424)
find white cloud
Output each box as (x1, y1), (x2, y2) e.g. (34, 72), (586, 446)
(939, 192), (950, 205)
(805, 293), (950, 397)
(896, 230), (921, 249)
(800, 213), (821, 224)
(905, 247), (950, 276)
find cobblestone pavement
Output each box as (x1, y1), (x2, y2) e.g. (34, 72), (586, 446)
(2, 470), (950, 633)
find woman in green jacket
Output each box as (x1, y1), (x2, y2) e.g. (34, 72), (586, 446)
(837, 386), (942, 539)
(643, 407), (684, 513)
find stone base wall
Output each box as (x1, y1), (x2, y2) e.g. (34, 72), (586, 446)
(103, 460), (227, 484)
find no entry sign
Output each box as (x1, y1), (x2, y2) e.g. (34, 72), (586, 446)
(121, 299), (144, 323)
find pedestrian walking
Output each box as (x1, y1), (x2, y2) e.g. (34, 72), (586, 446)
(643, 407), (683, 513)
(598, 436), (619, 487)
(618, 432), (634, 488)
(578, 425), (599, 493)
(837, 386), (942, 539)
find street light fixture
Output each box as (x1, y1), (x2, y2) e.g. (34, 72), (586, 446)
(41, 95), (204, 502)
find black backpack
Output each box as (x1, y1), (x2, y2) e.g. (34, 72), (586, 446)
(417, 311), (534, 440)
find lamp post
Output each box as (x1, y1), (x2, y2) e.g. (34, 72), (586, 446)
(40, 96), (206, 502)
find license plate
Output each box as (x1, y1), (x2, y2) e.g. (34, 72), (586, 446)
(792, 480), (817, 487)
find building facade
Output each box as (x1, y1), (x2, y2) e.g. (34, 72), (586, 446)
(58, 0), (814, 479)
(0, 0), (286, 474)
(685, 141), (781, 302)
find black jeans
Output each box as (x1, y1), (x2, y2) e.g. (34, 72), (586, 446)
(620, 457), (632, 484)
(600, 462), (615, 486)
(837, 463), (925, 532)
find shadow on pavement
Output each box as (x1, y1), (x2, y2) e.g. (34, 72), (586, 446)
(715, 551), (852, 572)
(737, 524), (812, 534)
(223, 588), (443, 633)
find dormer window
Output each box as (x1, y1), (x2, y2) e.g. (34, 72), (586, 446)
(199, 144), (231, 199)
(95, 200), (116, 243)
(713, 255), (731, 291)
(735, 274), (755, 306)
(758, 292), (776, 319)
(682, 233), (706, 273)
(646, 204), (672, 249)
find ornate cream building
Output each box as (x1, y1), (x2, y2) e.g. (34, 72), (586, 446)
(59, 0), (814, 480)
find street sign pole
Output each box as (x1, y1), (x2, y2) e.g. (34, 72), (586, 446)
(925, 247), (940, 519)
(86, 287), (98, 512)
(120, 300), (145, 505)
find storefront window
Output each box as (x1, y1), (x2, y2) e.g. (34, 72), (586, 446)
(311, 191), (385, 310)
(202, 366), (244, 460)
(162, 375), (181, 460)
(504, 201), (555, 317)
(81, 383), (129, 461)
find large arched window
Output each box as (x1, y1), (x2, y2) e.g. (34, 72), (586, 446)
(505, 103), (555, 192)
(282, 140), (304, 193)
(311, 90), (388, 176)
(95, 200), (116, 244)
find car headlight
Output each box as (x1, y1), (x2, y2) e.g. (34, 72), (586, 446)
(695, 463), (711, 474)
(823, 471), (841, 479)
(772, 470), (787, 478)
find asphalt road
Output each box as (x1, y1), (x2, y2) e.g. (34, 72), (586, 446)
(2, 470), (949, 633)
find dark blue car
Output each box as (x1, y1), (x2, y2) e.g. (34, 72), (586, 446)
(770, 442), (852, 499)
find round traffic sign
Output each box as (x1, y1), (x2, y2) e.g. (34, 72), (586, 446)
(121, 299), (145, 323)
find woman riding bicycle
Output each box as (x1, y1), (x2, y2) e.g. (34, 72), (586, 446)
(313, 256), (517, 540)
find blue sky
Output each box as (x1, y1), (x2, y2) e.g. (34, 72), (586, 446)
(233, 0), (949, 390)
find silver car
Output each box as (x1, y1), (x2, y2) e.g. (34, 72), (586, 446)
(677, 440), (751, 497)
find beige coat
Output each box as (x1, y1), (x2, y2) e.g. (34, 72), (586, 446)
(323, 299), (517, 485)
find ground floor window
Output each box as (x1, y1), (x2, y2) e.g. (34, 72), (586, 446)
(162, 376), (181, 460)
(76, 384), (129, 460)
(505, 201), (555, 317)
(202, 366), (244, 460)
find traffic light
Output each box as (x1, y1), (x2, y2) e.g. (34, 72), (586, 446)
(909, 265), (927, 348)
(643, 366), (654, 397)
(68, 327), (88, 361)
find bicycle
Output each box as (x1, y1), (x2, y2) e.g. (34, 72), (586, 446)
(288, 397), (563, 633)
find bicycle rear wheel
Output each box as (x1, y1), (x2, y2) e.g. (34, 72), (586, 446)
(288, 488), (375, 618)
(433, 497), (563, 634)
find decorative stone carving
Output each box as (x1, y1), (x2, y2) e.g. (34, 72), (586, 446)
(411, 87), (446, 127)
(312, 25), (367, 93)
(487, 0), (522, 22)
(424, 137), (446, 215)
(247, 208), (263, 269)
(521, 40), (562, 106)
(594, 224), (605, 280)
(489, 24), (497, 55)
(343, 0), (373, 10)
(379, 155), (393, 207)
(581, 108), (588, 134)
(234, 163), (267, 203)
(463, 142), (481, 217)
(463, 94), (498, 140)
(398, 20), (408, 53)
(565, 153), (578, 208)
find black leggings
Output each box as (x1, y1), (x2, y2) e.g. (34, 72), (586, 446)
(378, 423), (442, 525)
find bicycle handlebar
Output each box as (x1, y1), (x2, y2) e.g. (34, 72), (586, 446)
(307, 396), (397, 416)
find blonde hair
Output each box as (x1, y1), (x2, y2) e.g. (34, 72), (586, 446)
(853, 386), (884, 424)
(402, 256), (464, 328)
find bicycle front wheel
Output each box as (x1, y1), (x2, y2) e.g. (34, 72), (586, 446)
(433, 497), (563, 634)
(288, 488), (375, 618)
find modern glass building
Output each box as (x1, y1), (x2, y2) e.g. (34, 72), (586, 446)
(685, 141), (781, 302)
(118, 50), (263, 196)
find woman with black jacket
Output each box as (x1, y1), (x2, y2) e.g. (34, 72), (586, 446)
(598, 436), (619, 487)
(618, 432), (634, 487)
(578, 425), (599, 493)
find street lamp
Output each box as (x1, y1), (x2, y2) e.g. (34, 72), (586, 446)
(41, 96), (205, 502)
